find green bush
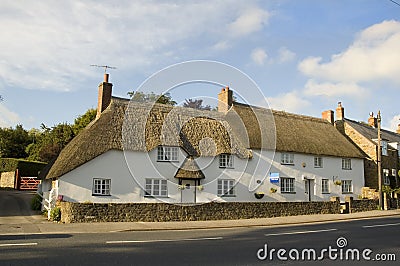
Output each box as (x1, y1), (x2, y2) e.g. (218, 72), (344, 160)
(50, 207), (61, 222)
(30, 194), (42, 211)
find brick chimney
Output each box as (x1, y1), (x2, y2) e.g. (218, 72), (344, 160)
(322, 110), (334, 125)
(368, 112), (377, 128)
(96, 73), (113, 119)
(336, 102), (344, 121)
(218, 86), (233, 113)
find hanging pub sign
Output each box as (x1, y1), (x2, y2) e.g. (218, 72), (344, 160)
(269, 172), (280, 183)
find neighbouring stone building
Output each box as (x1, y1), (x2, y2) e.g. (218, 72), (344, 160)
(324, 102), (400, 190)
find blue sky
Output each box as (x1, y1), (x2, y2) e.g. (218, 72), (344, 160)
(1, 0), (399, 131)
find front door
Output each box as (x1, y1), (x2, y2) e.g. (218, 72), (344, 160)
(181, 180), (196, 203)
(304, 179), (314, 201)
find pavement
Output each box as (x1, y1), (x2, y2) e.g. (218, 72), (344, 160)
(1, 209), (400, 235)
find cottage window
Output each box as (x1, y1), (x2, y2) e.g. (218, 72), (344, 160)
(321, 179), (329, 194)
(383, 169), (390, 185)
(280, 177), (295, 193)
(381, 141), (388, 156)
(341, 158), (351, 170)
(219, 154), (234, 168)
(341, 180), (352, 193)
(157, 146), (178, 162)
(145, 179), (168, 197)
(217, 179), (235, 196)
(314, 157), (323, 168)
(392, 169), (397, 177)
(92, 178), (111, 196)
(281, 153), (294, 165)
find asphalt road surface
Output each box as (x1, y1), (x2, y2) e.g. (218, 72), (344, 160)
(1, 216), (399, 265)
(0, 190), (399, 265)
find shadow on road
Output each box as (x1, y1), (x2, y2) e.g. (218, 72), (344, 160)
(0, 234), (73, 241)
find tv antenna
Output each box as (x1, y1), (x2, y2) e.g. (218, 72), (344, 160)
(90, 64), (117, 73)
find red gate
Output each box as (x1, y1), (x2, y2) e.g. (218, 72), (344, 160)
(19, 177), (41, 190)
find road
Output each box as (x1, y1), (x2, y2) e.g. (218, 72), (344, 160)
(0, 190), (399, 265)
(1, 216), (399, 265)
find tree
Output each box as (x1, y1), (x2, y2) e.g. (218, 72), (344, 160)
(182, 99), (212, 111)
(127, 91), (176, 106)
(72, 108), (97, 135)
(0, 125), (31, 158)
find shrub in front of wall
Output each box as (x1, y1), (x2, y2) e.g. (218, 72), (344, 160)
(30, 194), (42, 211)
(50, 207), (61, 222)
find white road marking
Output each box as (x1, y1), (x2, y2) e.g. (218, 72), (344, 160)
(362, 222), (400, 228)
(265, 228), (337, 236)
(106, 237), (223, 244)
(0, 243), (38, 247)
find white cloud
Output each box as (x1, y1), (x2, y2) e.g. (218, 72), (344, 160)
(0, 1), (271, 92)
(304, 79), (368, 97)
(266, 91), (311, 113)
(278, 47), (296, 63)
(298, 20), (400, 84)
(389, 114), (400, 132)
(228, 8), (270, 38)
(251, 48), (268, 66)
(212, 41), (231, 51)
(0, 104), (20, 127)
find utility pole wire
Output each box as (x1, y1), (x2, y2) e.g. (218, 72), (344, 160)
(390, 0), (400, 7)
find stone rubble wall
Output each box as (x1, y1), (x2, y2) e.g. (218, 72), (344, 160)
(59, 201), (342, 223)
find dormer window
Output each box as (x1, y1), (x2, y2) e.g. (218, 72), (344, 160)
(157, 146), (178, 162)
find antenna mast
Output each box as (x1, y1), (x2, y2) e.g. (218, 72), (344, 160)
(90, 65), (117, 82)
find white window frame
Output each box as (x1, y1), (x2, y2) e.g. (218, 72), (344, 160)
(219, 154), (234, 168)
(321, 179), (330, 194)
(314, 157), (323, 168)
(341, 180), (353, 194)
(217, 179), (235, 196)
(392, 169), (397, 177)
(281, 153), (294, 165)
(280, 177), (295, 193)
(145, 178), (168, 197)
(381, 141), (388, 156)
(92, 178), (111, 196)
(157, 146), (179, 162)
(341, 158), (352, 170)
(383, 169), (390, 185)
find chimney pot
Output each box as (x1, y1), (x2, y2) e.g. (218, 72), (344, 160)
(397, 124), (400, 134)
(368, 112), (377, 128)
(104, 73), (109, 83)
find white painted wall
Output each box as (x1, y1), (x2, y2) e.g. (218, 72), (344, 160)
(57, 148), (364, 203)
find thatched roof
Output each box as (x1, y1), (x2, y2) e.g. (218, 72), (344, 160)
(229, 102), (365, 158)
(174, 156), (205, 179)
(344, 118), (400, 143)
(45, 98), (251, 179)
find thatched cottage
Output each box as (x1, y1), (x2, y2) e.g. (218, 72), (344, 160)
(40, 75), (365, 204)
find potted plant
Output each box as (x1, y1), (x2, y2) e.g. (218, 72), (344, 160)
(197, 185), (204, 191)
(254, 192), (265, 199)
(178, 185), (185, 190)
(270, 187), (277, 193)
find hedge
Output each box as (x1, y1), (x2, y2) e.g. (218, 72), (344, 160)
(0, 158), (47, 176)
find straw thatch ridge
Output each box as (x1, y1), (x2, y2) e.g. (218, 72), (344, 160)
(230, 102), (365, 158)
(174, 156), (205, 179)
(45, 97), (251, 179)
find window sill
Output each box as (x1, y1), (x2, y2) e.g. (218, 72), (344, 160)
(219, 167), (235, 169)
(341, 168), (352, 170)
(281, 192), (296, 194)
(281, 163), (295, 166)
(144, 195), (169, 198)
(157, 160), (179, 163)
(219, 195), (236, 197)
(342, 192), (353, 194)
(92, 194), (111, 197)
(322, 192), (331, 194)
